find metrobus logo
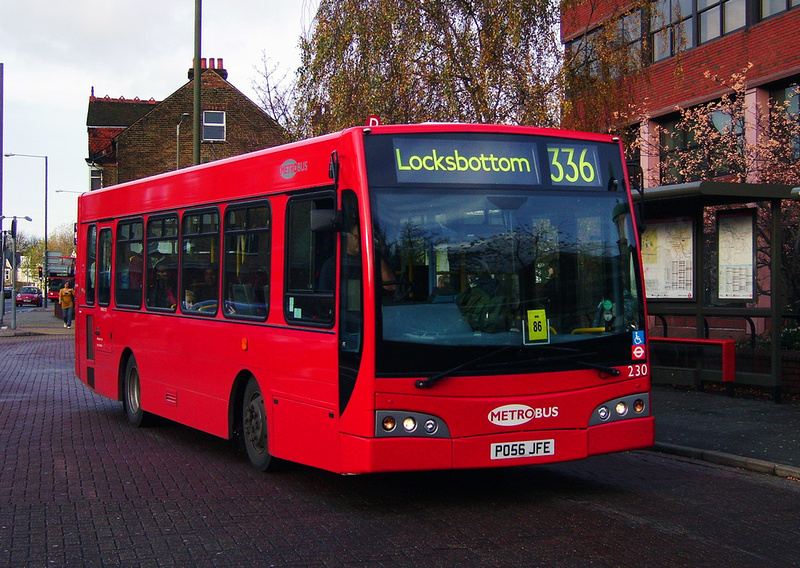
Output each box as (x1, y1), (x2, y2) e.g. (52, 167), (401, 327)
(280, 159), (308, 179)
(488, 404), (559, 426)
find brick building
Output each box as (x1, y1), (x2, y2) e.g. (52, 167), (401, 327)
(561, 1), (800, 187)
(562, 2), (800, 397)
(87, 58), (285, 188)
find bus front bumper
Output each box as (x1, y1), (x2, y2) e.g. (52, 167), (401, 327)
(338, 416), (655, 474)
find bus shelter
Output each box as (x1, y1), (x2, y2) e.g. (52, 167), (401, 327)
(636, 181), (800, 401)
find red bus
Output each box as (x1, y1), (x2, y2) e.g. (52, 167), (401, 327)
(47, 257), (76, 302)
(75, 123), (654, 474)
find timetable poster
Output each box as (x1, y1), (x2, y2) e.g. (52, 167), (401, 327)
(641, 220), (694, 299)
(717, 212), (754, 300)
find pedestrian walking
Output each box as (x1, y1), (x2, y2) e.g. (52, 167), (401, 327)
(59, 281), (76, 329)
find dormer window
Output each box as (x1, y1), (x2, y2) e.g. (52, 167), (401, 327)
(203, 110), (226, 141)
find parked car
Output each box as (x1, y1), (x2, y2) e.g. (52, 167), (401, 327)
(3, 286), (11, 299)
(16, 286), (43, 307)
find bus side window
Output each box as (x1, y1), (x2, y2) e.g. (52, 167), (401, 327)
(181, 209), (220, 316)
(85, 225), (97, 305)
(285, 193), (335, 326)
(222, 202), (270, 320)
(145, 215), (179, 312)
(339, 190), (362, 353)
(115, 219), (144, 308)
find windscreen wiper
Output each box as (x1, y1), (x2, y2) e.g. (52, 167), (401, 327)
(536, 352), (621, 378)
(415, 345), (515, 389)
(453, 348), (622, 379)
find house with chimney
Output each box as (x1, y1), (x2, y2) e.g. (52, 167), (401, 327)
(87, 58), (286, 188)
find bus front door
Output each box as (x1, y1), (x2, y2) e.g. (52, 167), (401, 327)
(91, 227), (116, 397)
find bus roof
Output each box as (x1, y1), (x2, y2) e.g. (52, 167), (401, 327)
(79, 123), (619, 222)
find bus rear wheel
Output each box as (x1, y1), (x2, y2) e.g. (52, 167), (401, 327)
(123, 356), (149, 427)
(242, 377), (273, 471)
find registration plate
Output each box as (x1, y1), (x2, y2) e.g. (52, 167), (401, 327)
(491, 439), (555, 460)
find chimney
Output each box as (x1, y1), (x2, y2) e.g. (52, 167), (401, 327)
(188, 57), (228, 81)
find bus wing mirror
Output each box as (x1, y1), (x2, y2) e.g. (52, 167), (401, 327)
(310, 209), (342, 232)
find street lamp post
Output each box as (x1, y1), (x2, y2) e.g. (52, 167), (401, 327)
(177, 113), (191, 170)
(0, 229), (6, 326)
(0, 215), (33, 330)
(4, 153), (48, 294)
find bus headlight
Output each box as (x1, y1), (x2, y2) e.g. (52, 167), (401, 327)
(589, 393), (649, 426)
(375, 411), (450, 438)
(382, 416), (396, 432)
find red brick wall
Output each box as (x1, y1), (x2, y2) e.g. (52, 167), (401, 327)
(639, 9), (800, 116)
(561, 0), (634, 41)
(784, 351), (800, 395)
(562, 4), (800, 118)
(115, 71), (285, 184)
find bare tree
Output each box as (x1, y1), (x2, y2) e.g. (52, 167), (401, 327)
(258, 0), (563, 139)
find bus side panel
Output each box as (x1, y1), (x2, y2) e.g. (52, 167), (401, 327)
(339, 436), (453, 474)
(271, 397), (340, 471)
(587, 417), (655, 456)
(119, 314), (240, 439)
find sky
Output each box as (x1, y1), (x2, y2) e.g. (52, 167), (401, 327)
(1, 0), (314, 240)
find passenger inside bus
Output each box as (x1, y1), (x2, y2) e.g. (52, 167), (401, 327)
(148, 263), (177, 309)
(224, 265), (268, 317)
(192, 264), (218, 302)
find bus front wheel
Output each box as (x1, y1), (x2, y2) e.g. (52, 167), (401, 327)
(242, 377), (273, 471)
(123, 356), (149, 427)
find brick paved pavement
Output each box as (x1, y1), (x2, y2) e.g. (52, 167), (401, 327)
(2, 308), (800, 566)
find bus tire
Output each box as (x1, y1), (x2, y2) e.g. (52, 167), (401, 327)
(242, 376), (273, 471)
(123, 356), (149, 427)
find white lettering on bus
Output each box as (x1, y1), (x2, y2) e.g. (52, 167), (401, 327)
(488, 404), (559, 426)
(280, 159), (308, 180)
(395, 149), (531, 174)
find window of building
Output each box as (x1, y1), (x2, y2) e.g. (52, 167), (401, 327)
(616, 11), (644, 73)
(90, 167), (103, 191)
(697, 0), (746, 44)
(770, 85), (800, 159)
(565, 29), (602, 80)
(115, 219), (144, 308)
(659, 117), (695, 183)
(761, 0), (800, 19)
(284, 193), (336, 326)
(651, 0), (695, 62)
(182, 209), (220, 316)
(145, 215), (179, 311)
(203, 110), (226, 141)
(566, 9), (644, 83)
(223, 202), (270, 320)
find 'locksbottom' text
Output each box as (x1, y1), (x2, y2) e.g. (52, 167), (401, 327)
(395, 148), (531, 174)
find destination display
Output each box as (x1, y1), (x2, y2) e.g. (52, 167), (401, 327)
(546, 143), (602, 187)
(393, 138), (542, 185)
(389, 137), (609, 188)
